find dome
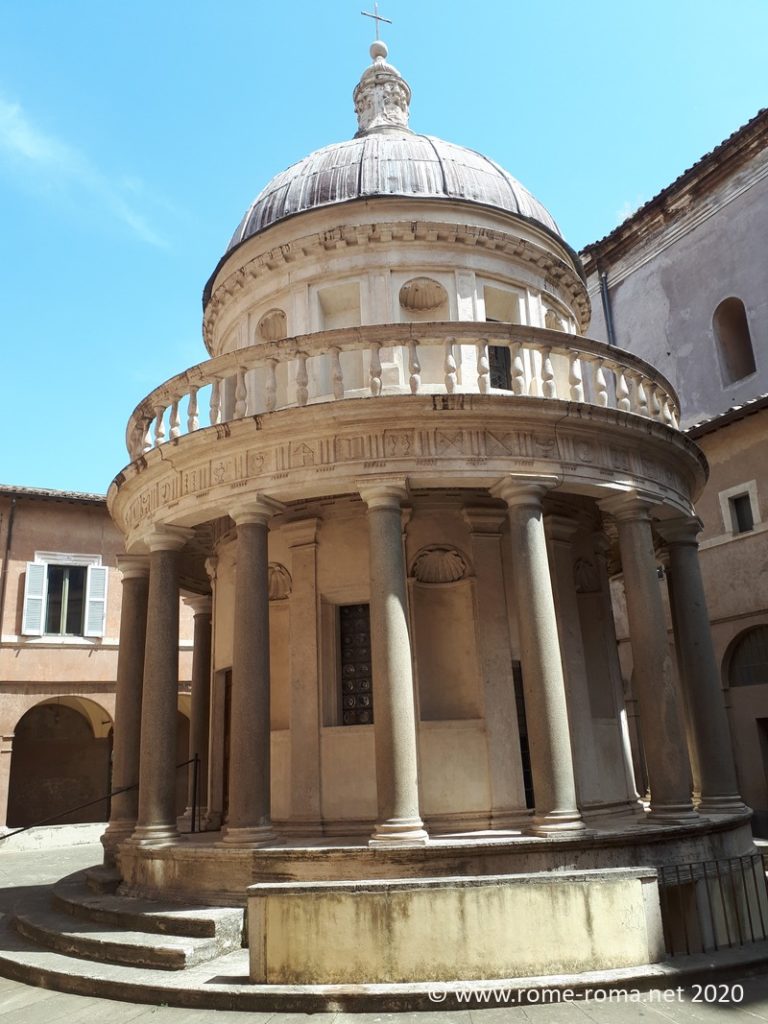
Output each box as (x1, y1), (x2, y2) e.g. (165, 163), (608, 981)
(226, 131), (561, 253)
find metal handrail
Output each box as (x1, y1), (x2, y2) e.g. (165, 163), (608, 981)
(0, 754), (201, 842)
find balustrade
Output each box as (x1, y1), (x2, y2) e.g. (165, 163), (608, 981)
(125, 324), (680, 459)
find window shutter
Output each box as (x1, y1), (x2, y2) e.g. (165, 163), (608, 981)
(84, 565), (108, 637)
(22, 562), (47, 636)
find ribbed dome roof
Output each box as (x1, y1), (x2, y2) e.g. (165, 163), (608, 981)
(227, 131), (561, 251)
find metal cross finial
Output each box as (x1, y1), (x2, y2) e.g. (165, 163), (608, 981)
(361, 1), (392, 40)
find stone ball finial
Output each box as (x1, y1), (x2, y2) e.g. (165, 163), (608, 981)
(370, 40), (388, 60)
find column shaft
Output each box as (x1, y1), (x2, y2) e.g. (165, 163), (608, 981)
(221, 505), (278, 845)
(611, 504), (696, 820)
(362, 483), (427, 845)
(103, 557), (149, 860)
(132, 538), (185, 845)
(498, 483), (584, 833)
(186, 598), (212, 824)
(662, 523), (745, 813)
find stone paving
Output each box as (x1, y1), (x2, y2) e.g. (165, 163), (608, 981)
(0, 842), (767, 1022)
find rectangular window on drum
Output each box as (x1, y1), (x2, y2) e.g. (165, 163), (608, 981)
(339, 604), (373, 725)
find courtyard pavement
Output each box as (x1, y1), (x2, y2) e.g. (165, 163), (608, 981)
(0, 842), (767, 1022)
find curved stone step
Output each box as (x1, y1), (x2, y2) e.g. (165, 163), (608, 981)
(0, 913), (767, 1012)
(52, 877), (244, 943)
(11, 901), (223, 971)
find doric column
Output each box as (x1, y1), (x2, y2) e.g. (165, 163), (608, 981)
(545, 514), (600, 807)
(359, 480), (427, 846)
(131, 528), (191, 845)
(182, 594), (213, 828)
(492, 478), (584, 834)
(659, 517), (746, 814)
(463, 507), (528, 823)
(285, 518), (322, 831)
(220, 497), (283, 846)
(0, 734), (14, 831)
(591, 530), (642, 806)
(602, 494), (696, 821)
(102, 555), (149, 862)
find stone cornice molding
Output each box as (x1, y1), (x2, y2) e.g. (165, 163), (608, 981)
(281, 517), (320, 548)
(184, 594), (213, 616)
(462, 506), (507, 534)
(204, 218), (590, 349)
(116, 554), (150, 580)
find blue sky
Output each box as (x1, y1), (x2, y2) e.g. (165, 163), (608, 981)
(2, 0), (767, 494)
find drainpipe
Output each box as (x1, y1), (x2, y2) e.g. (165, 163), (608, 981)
(0, 496), (17, 641)
(599, 268), (618, 348)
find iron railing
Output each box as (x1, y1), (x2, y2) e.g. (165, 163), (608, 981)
(658, 853), (768, 956)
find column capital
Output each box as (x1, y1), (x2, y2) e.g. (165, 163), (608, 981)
(184, 594), (213, 617)
(462, 506), (507, 534)
(599, 490), (660, 523)
(282, 517), (320, 548)
(145, 525), (195, 553)
(656, 516), (703, 547)
(116, 554), (150, 580)
(358, 477), (409, 510)
(491, 474), (559, 509)
(543, 513), (580, 543)
(231, 495), (285, 526)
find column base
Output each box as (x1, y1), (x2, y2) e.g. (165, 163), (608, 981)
(648, 803), (699, 823)
(126, 823), (180, 846)
(101, 820), (136, 864)
(698, 796), (751, 816)
(529, 810), (586, 835)
(219, 824), (279, 847)
(369, 818), (429, 847)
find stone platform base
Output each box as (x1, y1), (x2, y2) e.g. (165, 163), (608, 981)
(249, 867), (664, 983)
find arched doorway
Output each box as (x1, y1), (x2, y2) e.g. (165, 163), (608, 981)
(7, 698), (113, 829)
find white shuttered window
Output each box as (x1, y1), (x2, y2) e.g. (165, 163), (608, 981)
(21, 555), (107, 638)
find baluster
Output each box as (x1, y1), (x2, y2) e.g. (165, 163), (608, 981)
(141, 417), (153, 454)
(187, 388), (199, 433)
(648, 383), (662, 420)
(408, 340), (421, 394)
(661, 393), (674, 427)
(153, 406), (166, 445)
(528, 345), (542, 397)
(476, 339), (490, 394)
(593, 358), (608, 407)
(633, 373), (649, 416)
(511, 342), (525, 396)
(330, 346), (344, 400)
(295, 353), (309, 406)
(234, 369), (247, 419)
(615, 367), (631, 412)
(169, 399), (181, 439)
(209, 380), (221, 425)
(668, 402), (680, 429)
(568, 351), (584, 402)
(265, 359), (277, 412)
(369, 343), (382, 396)
(541, 346), (556, 399)
(444, 338), (457, 394)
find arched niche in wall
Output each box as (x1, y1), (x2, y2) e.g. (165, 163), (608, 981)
(409, 545), (481, 721)
(399, 277), (449, 321)
(257, 308), (288, 342)
(713, 297), (756, 384)
(725, 625), (768, 688)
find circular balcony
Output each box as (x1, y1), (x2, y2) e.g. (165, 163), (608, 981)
(110, 322), (704, 546)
